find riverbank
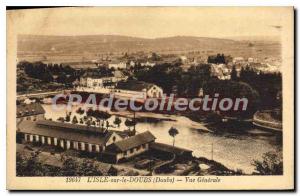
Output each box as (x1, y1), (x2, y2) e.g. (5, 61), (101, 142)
(41, 103), (282, 174)
(253, 110), (282, 132)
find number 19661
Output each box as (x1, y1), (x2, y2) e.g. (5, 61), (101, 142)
(66, 177), (81, 183)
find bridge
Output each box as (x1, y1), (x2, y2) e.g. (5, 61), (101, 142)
(17, 90), (72, 101)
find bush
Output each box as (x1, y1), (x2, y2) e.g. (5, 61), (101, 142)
(252, 151), (283, 175)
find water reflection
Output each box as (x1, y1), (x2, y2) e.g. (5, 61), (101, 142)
(42, 104), (281, 174)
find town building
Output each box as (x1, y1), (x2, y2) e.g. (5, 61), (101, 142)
(79, 72), (114, 88)
(17, 103), (45, 123)
(17, 120), (156, 163)
(17, 120), (126, 153)
(79, 71), (127, 89)
(140, 61), (156, 67)
(113, 80), (164, 99)
(104, 131), (156, 163)
(210, 63), (231, 80)
(129, 61), (135, 68)
(232, 57), (245, 64)
(108, 61), (127, 70)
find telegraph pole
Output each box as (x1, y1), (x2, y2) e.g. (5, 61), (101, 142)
(211, 143), (214, 161)
(133, 111), (136, 134)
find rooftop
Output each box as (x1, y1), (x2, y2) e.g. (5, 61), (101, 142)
(82, 71), (114, 79)
(18, 120), (128, 146)
(107, 131), (156, 153)
(116, 80), (156, 91)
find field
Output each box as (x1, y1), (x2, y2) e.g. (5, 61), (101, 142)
(17, 34), (281, 68)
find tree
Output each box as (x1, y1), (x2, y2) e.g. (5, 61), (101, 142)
(61, 157), (79, 176)
(16, 152), (48, 176)
(168, 127), (179, 147)
(78, 160), (102, 176)
(113, 117), (122, 127)
(16, 152), (29, 176)
(86, 120), (91, 127)
(150, 52), (161, 61)
(125, 118), (136, 131)
(72, 116), (78, 124)
(57, 117), (65, 122)
(106, 121), (110, 130)
(231, 65), (238, 81)
(207, 53), (227, 64)
(76, 107), (85, 115)
(252, 151), (283, 175)
(203, 79), (260, 118)
(65, 115), (71, 122)
(86, 109), (111, 131)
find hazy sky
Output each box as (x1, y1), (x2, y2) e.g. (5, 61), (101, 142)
(8, 7), (291, 39)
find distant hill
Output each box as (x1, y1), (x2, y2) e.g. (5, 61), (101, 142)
(17, 34), (281, 62)
(18, 34), (239, 53)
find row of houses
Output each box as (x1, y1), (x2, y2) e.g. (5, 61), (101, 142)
(77, 70), (164, 99)
(210, 63), (232, 80)
(16, 103), (157, 163)
(17, 119), (156, 163)
(16, 103), (193, 166)
(107, 60), (156, 70)
(79, 70), (127, 89)
(112, 80), (163, 99)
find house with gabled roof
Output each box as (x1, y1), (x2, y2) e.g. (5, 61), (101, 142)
(104, 131), (156, 163)
(17, 119), (156, 163)
(113, 79), (163, 100)
(17, 120), (126, 154)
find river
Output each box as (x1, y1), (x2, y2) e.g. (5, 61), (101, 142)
(42, 104), (282, 174)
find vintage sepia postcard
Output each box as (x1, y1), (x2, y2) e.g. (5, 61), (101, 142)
(6, 7), (294, 190)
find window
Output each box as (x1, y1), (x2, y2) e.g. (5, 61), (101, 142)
(130, 149), (134, 153)
(112, 136), (116, 142)
(142, 144), (146, 149)
(71, 141), (75, 149)
(136, 146), (141, 151)
(124, 151), (127, 156)
(92, 145), (96, 152)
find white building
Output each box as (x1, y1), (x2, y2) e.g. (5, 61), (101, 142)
(17, 120), (155, 163)
(233, 57), (245, 64)
(79, 71), (127, 89)
(113, 80), (164, 100)
(105, 131), (156, 163)
(210, 64), (231, 80)
(108, 61), (127, 70)
(141, 61), (156, 67)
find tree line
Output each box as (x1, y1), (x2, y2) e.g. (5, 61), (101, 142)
(18, 61), (80, 84)
(132, 61), (281, 118)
